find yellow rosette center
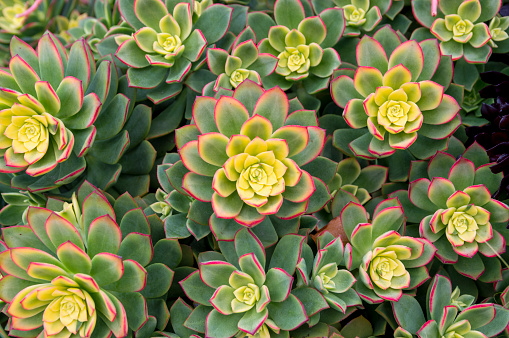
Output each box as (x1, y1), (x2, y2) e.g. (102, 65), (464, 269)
(0, 3), (25, 32)
(378, 100), (411, 133)
(157, 33), (182, 54)
(230, 69), (250, 88)
(233, 283), (260, 307)
(369, 250), (409, 290)
(343, 5), (367, 26)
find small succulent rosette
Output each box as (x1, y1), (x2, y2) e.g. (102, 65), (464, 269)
(174, 80), (328, 229)
(487, 15), (509, 52)
(393, 143), (509, 282)
(257, 0), (343, 93)
(391, 275), (509, 338)
(331, 26), (460, 160)
(412, 0), (502, 63)
(143, 153), (193, 224)
(180, 229), (308, 337)
(295, 232), (361, 321)
(207, 39), (278, 91)
(0, 181), (174, 338)
(339, 199), (436, 303)
(116, 0), (232, 103)
(312, 0), (391, 37)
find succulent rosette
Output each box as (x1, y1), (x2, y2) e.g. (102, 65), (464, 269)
(312, 0), (391, 36)
(390, 275), (509, 338)
(412, 0), (501, 63)
(174, 80), (327, 229)
(488, 15), (509, 51)
(256, 0), (343, 93)
(339, 199), (436, 303)
(295, 232), (361, 319)
(180, 229), (308, 337)
(331, 26), (460, 160)
(207, 39), (278, 91)
(392, 143), (509, 282)
(0, 181), (174, 337)
(0, 32), (154, 195)
(116, 0), (232, 103)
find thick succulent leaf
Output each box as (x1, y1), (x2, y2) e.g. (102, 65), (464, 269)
(274, 0), (305, 29)
(356, 35), (389, 73)
(267, 294), (308, 330)
(194, 4), (233, 44)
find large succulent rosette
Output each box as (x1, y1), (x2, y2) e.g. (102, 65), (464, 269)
(338, 199), (436, 303)
(0, 181), (174, 337)
(180, 229), (308, 337)
(392, 143), (509, 282)
(174, 80), (327, 229)
(116, 0), (232, 103)
(256, 0), (343, 93)
(0, 32), (154, 195)
(331, 26), (460, 161)
(412, 0), (501, 63)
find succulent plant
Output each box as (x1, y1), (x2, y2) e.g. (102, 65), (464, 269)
(0, 181), (174, 337)
(391, 274), (509, 338)
(312, 0), (392, 37)
(256, 0), (343, 93)
(488, 15), (509, 50)
(466, 71), (509, 200)
(0, 33), (101, 185)
(331, 26), (460, 160)
(174, 80), (328, 229)
(0, 31), (156, 196)
(412, 0), (502, 63)
(392, 143), (509, 282)
(116, 0), (232, 103)
(337, 199), (436, 303)
(295, 231), (361, 318)
(207, 39), (278, 91)
(180, 229), (308, 337)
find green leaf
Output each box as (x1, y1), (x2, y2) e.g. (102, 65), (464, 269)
(319, 8), (345, 48)
(90, 253), (123, 285)
(56, 241), (92, 274)
(184, 305), (211, 333)
(247, 12), (275, 41)
(269, 234), (304, 275)
(292, 287), (329, 317)
(194, 4), (233, 44)
(274, 0), (305, 29)
(118, 233), (153, 266)
(392, 294), (426, 334)
(140, 263), (174, 298)
(206, 309), (244, 338)
(38, 34), (64, 90)
(104, 259), (146, 292)
(179, 270), (214, 306)
(113, 292), (148, 331)
(268, 294), (308, 330)
(119, 208), (151, 238)
(265, 268), (293, 302)
(134, 0), (167, 30)
(235, 228), (266, 268)
(10, 55), (40, 97)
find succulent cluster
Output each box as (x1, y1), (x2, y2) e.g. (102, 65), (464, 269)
(0, 0), (507, 337)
